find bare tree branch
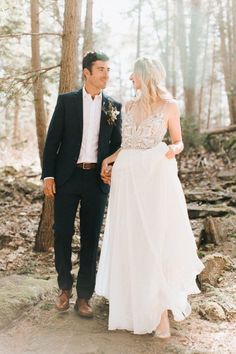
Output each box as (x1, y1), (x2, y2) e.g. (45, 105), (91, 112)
(0, 32), (62, 39)
(1, 64), (60, 81)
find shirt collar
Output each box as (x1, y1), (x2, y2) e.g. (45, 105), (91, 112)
(83, 87), (102, 101)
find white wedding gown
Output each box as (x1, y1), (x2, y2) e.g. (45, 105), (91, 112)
(95, 103), (204, 334)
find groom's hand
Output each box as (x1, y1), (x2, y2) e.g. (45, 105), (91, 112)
(43, 179), (56, 197)
(101, 163), (112, 185)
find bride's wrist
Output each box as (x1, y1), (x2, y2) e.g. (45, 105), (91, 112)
(168, 145), (177, 154)
(168, 142), (183, 155)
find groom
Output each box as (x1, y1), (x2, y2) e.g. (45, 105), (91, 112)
(42, 51), (122, 317)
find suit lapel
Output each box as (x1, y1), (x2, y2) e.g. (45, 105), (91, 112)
(97, 93), (111, 161)
(74, 89), (83, 145)
(99, 93), (109, 134)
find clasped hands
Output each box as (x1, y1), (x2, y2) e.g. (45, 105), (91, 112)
(101, 159), (113, 185)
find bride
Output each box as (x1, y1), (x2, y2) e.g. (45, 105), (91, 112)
(95, 57), (204, 338)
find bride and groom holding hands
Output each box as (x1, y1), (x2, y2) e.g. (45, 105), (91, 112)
(42, 51), (204, 338)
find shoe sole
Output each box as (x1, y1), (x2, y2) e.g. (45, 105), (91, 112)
(74, 306), (94, 318)
(78, 311), (94, 318)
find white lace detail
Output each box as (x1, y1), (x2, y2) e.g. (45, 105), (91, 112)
(121, 110), (167, 150)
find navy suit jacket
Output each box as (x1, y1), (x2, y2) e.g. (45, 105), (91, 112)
(41, 88), (122, 193)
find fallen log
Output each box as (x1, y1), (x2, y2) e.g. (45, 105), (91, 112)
(206, 125), (236, 135)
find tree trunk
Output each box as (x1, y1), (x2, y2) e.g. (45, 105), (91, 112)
(177, 0), (202, 123)
(136, 0), (142, 58)
(35, 197), (55, 252)
(217, 0), (236, 125)
(59, 0), (80, 93)
(149, 0), (164, 61)
(171, 1), (177, 97)
(30, 0), (47, 167)
(13, 95), (20, 142)
(75, 0), (82, 88)
(165, 0), (170, 88)
(83, 0), (93, 56)
(230, 0), (236, 124)
(36, 0), (80, 252)
(198, 1), (211, 130)
(207, 42), (216, 129)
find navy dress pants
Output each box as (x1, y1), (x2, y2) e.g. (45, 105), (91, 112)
(53, 167), (107, 299)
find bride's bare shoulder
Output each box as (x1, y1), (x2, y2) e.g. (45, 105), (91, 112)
(165, 99), (180, 115)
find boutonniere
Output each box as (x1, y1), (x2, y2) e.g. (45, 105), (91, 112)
(102, 100), (119, 125)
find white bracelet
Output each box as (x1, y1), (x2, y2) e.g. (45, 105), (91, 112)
(168, 145), (177, 154)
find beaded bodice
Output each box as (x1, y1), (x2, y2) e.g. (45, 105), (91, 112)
(121, 110), (167, 150)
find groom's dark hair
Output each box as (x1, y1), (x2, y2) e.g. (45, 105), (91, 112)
(82, 51), (109, 73)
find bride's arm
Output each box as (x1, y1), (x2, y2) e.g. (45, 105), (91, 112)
(166, 102), (184, 159)
(103, 148), (121, 168)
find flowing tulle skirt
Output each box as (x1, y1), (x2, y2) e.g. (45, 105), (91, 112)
(95, 142), (204, 334)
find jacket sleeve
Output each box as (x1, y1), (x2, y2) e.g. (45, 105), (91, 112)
(109, 103), (122, 154)
(41, 95), (65, 179)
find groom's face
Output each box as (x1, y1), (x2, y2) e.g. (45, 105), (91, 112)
(84, 60), (110, 90)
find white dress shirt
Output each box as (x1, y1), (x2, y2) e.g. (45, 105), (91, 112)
(77, 88), (102, 163)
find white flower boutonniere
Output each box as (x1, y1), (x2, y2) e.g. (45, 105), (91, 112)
(102, 101), (119, 125)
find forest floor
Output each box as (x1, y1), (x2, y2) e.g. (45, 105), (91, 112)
(0, 142), (236, 354)
(0, 280), (235, 354)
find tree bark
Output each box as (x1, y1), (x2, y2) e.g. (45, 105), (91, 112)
(13, 95), (20, 142)
(30, 0), (47, 167)
(149, 0), (164, 62)
(165, 0), (170, 88)
(35, 197), (54, 252)
(177, 0), (202, 122)
(217, 0), (236, 125)
(171, 1), (177, 97)
(59, 0), (80, 93)
(207, 42), (216, 129)
(83, 0), (93, 56)
(136, 0), (142, 58)
(229, 0), (236, 124)
(60, 0), (80, 93)
(36, 0), (80, 252)
(75, 0), (82, 88)
(198, 1), (211, 129)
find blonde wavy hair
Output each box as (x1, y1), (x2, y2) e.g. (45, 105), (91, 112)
(133, 57), (172, 116)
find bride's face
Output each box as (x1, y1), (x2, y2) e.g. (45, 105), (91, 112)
(129, 73), (141, 90)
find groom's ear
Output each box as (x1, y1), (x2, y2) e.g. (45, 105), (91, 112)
(83, 68), (90, 80)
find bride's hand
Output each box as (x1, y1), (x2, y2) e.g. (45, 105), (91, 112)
(165, 146), (175, 159)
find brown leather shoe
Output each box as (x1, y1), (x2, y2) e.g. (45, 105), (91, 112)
(74, 297), (93, 318)
(55, 289), (72, 311)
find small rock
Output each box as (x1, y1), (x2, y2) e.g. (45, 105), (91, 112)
(199, 301), (226, 321)
(203, 216), (226, 245)
(188, 204), (236, 219)
(202, 244), (215, 251)
(185, 189), (231, 204)
(198, 253), (235, 286)
(217, 169), (236, 181)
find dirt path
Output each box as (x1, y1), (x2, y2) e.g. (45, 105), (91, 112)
(0, 293), (235, 354)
